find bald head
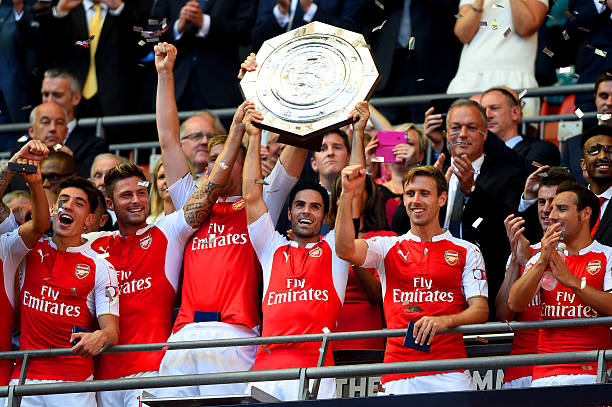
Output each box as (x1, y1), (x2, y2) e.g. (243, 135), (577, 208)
(28, 102), (69, 147)
(91, 153), (127, 195)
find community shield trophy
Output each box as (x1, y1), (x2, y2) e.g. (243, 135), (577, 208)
(239, 21), (381, 149)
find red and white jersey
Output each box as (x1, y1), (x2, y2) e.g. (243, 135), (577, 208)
(0, 230), (30, 385)
(336, 230), (397, 351)
(524, 241), (612, 380)
(14, 238), (119, 381)
(0, 212), (18, 235)
(87, 210), (196, 379)
(362, 230), (488, 383)
(503, 243), (541, 383)
(248, 212), (349, 370)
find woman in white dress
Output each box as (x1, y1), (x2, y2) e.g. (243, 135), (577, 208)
(448, 0), (548, 116)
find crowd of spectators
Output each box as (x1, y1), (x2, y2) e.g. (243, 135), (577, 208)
(0, 0), (611, 406)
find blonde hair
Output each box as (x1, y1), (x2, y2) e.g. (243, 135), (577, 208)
(392, 123), (427, 156)
(149, 158), (164, 219)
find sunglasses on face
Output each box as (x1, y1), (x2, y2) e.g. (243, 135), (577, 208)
(180, 132), (214, 143)
(586, 143), (612, 157)
(42, 172), (73, 183)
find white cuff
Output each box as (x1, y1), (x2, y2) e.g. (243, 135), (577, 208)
(52, 6), (69, 18)
(593, 0), (607, 13)
(108, 1), (125, 16)
(302, 2), (318, 22)
(273, 4), (290, 27)
(173, 19), (183, 40)
(518, 195), (537, 212)
(196, 14), (211, 38)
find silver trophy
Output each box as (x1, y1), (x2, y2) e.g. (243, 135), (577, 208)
(240, 21), (381, 149)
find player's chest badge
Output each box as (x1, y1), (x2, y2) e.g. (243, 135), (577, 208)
(444, 250), (459, 266)
(586, 260), (601, 275)
(75, 263), (91, 279)
(232, 199), (245, 211)
(139, 233), (152, 250)
(308, 247), (322, 258)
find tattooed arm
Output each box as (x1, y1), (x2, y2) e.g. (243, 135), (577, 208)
(182, 101), (249, 228)
(0, 140), (49, 223)
(241, 103), (268, 226)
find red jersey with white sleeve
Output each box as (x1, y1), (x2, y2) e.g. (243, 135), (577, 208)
(336, 230), (397, 351)
(87, 210), (196, 379)
(171, 162), (298, 334)
(362, 230), (488, 383)
(248, 212), (349, 370)
(14, 238), (119, 381)
(503, 243), (541, 383)
(524, 241), (612, 380)
(0, 230), (30, 385)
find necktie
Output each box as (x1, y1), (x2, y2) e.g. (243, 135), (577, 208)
(591, 196), (607, 238)
(397, 0), (412, 48)
(448, 186), (464, 237)
(82, 4), (102, 99)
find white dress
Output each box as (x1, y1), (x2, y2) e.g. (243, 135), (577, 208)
(447, 0), (549, 116)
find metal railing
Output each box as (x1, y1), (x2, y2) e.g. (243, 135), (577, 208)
(1, 317), (611, 405)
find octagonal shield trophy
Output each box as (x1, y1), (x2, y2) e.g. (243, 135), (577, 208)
(239, 21), (381, 149)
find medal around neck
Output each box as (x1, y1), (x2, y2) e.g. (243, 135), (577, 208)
(240, 22), (381, 149)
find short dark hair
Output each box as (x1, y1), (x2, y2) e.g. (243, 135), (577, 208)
(94, 188), (107, 213)
(482, 87), (519, 106)
(104, 163), (147, 199)
(58, 176), (99, 213)
(43, 151), (76, 174)
(328, 174), (387, 232)
(580, 125), (612, 155)
(402, 165), (449, 196)
(556, 182), (600, 229)
(447, 99), (488, 128)
(595, 70), (612, 95)
(322, 129), (351, 154)
(288, 179), (330, 217)
(540, 167), (576, 187)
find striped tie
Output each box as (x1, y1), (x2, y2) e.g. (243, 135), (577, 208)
(82, 4), (102, 99)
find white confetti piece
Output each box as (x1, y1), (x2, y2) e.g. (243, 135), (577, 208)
(322, 327), (331, 334)
(594, 48), (607, 57)
(137, 181), (149, 187)
(559, 66), (572, 74)
(574, 108), (584, 118)
(218, 161), (228, 170)
(375, 0), (384, 9)
(518, 89), (528, 99)
(53, 144), (62, 151)
(372, 20), (386, 32)
(408, 37), (415, 50)
(138, 40), (146, 46)
(454, 13), (463, 18)
(491, 19), (498, 30)
(561, 30), (569, 40)
(542, 47), (554, 57)
(17, 135), (28, 143)
(472, 217), (483, 228)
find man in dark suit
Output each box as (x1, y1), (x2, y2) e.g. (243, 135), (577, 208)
(580, 125), (612, 246)
(562, 71), (612, 185)
(150, 0), (256, 110)
(442, 99), (525, 319)
(481, 87), (560, 172)
(251, 0), (367, 50)
(369, 0), (462, 123)
(38, 0), (148, 119)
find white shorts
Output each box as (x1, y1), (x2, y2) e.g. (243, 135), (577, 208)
(7, 377), (96, 407)
(531, 374), (596, 387)
(247, 378), (336, 401)
(502, 376), (532, 389)
(97, 371), (157, 407)
(378, 371), (473, 395)
(154, 322), (258, 398)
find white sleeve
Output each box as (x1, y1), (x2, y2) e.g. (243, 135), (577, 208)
(273, 4), (290, 27)
(168, 173), (198, 210)
(462, 244), (488, 299)
(155, 210), (197, 290)
(0, 212), (18, 235)
(93, 256), (120, 317)
(604, 251), (612, 292)
(362, 235), (395, 270)
(247, 211), (288, 283)
(263, 161), (299, 225)
(458, 0), (471, 8)
(324, 231), (350, 303)
(196, 14), (211, 38)
(518, 196), (536, 212)
(0, 229), (31, 306)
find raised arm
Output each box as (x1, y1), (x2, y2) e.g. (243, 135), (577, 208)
(454, 1), (484, 44)
(18, 157), (50, 248)
(155, 42), (190, 186)
(348, 101), (369, 168)
(509, 0), (547, 37)
(334, 165), (369, 265)
(182, 102), (250, 229)
(242, 104), (269, 225)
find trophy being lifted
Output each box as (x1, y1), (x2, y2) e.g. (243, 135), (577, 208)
(239, 22), (381, 149)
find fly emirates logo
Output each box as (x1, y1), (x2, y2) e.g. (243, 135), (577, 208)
(266, 278), (329, 305)
(23, 285), (81, 317)
(190, 222), (248, 251)
(542, 291), (598, 318)
(117, 269), (151, 295)
(393, 277), (455, 304)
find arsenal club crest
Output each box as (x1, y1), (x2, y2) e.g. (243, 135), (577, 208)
(309, 247), (322, 258)
(139, 233), (152, 250)
(75, 263), (90, 279)
(232, 198), (245, 211)
(586, 260), (601, 275)
(444, 250), (459, 266)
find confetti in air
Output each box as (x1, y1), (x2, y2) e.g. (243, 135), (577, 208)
(542, 47), (554, 57)
(574, 108), (584, 118)
(75, 35), (94, 47)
